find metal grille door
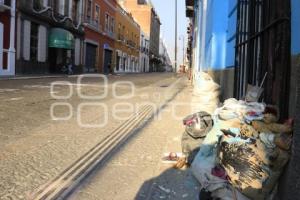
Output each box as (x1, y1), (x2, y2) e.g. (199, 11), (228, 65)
(234, 0), (291, 118)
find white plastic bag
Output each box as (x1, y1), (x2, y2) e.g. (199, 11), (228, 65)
(192, 72), (220, 114)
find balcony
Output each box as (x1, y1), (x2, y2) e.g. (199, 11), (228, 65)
(117, 34), (125, 42)
(127, 40), (136, 48)
(0, 0), (11, 11)
(84, 18), (101, 31)
(139, 46), (149, 54)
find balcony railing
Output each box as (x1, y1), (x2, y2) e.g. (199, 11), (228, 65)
(118, 34), (124, 42)
(85, 18), (101, 31)
(140, 47), (149, 54)
(127, 40), (136, 48)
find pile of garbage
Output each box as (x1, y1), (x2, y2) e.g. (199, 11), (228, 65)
(180, 74), (293, 200)
(191, 72), (220, 114)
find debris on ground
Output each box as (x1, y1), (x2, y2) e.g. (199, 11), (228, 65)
(174, 72), (293, 200)
(161, 152), (184, 163)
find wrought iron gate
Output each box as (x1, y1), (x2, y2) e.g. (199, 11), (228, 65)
(234, 0), (291, 118)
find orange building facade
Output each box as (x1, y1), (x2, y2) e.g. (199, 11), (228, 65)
(117, 0), (161, 72)
(114, 4), (140, 73)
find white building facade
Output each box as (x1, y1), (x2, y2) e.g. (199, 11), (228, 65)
(0, 0), (16, 76)
(16, 0), (84, 74)
(139, 31), (150, 72)
(159, 39), (172, 71)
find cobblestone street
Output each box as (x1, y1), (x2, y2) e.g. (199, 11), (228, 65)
(0, 73), (195, 199)
(68, 82), (200, 200)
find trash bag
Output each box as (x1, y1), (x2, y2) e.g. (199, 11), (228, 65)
(214, 98), (266, 124)
(182, 112), (214, 164)
(192, 72), (220, 114)
(217, 135), (290, 200)
(181, 131), (205, 164)
(183, 112), (214, 138)
(191, 122), (251, 200)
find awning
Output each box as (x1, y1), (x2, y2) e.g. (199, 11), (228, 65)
(48, 28), (74, 49)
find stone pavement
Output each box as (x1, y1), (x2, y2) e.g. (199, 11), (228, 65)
(69, 80), (200, 200)
(0, 73), (184, 200)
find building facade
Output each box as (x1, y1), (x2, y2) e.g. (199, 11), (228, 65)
(0, 0), (16, 76)
(16, 0), (85, 74)
(187, 0), (300, 198)
(139, 30), (149, 72)
(117, 0), (161, 72)
(83, 0), (117, 74)
(187, 0), (235, 99)
(149, 7), (161, 72)
(159, 39), (172, 71)
(114, 4), (140, 73)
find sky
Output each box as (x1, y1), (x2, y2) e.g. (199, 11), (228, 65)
(150, 0), (188, 65)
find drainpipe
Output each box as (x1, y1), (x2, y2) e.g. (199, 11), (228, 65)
(7, 0), (16, 76)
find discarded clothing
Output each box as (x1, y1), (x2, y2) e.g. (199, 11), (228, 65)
(211, 166), (228, 180)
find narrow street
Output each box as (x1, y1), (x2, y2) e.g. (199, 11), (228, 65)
(2, 0), (300, 199)
(0, 73), (192, 200)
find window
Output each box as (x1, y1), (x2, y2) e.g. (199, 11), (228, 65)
(110, 17), (115, 34)
(137, 0), (147, 4)
(30, 22), (39, 61)
(118, 23), (122, 40)
(105, 13), (109, 32)
(86, 0), (92, 22)
(95, 5), (100, 24)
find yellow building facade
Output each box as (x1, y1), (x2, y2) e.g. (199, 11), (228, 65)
(114, 5), (140, 73)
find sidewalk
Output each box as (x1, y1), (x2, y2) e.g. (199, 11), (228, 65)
(69, 82), (200, 200)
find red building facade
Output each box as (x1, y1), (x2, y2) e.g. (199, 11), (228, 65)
(83, 0), (117, 73)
